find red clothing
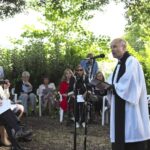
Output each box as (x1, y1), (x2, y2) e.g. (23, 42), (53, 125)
(59, 81), (69, 112)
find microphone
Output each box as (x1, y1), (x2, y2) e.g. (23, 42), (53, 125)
(83, 54), (105, 60)
(91, 54), (105, 59)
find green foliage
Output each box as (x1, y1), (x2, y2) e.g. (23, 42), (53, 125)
(124, 0), (150, 28)
(140, 50), (150, 94)
(125, 45), (150, 94)
(30, 0), (109, 21)
(0, 0), (26, 19)
(123, 0), (150, 51)
(0, 35), (109, 88)
(0, 0), (110, 88)
(123, 0), (150, 93)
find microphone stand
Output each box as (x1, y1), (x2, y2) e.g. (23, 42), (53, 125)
(73, 76), (77, 150)
(73, 76), (89, 150)
(89, 58), (95, 82)
(84, 88), (89, 150)
(83, 55), (104, 150)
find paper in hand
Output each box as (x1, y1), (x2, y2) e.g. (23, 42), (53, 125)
(90, 79), (111, 91)
(0, 100), (11, 114)
(77, 95), (85, 103)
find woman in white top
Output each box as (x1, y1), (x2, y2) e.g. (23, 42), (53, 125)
(0, 80), (24, 120)
(38, 76), (56, 115)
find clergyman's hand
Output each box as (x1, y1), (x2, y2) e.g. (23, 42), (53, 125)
(107, 84), (114, 91)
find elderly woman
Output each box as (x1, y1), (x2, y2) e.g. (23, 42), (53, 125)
(15, 71), (36, 116)
(38, 76), (56, 115)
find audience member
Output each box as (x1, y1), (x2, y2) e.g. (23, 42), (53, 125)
(59, 69), (73, 123)
(80, 53), (99, 81)
(73, 65), (89, 128)
(15, 71), (36, 116)
(39, 76), (56, 115)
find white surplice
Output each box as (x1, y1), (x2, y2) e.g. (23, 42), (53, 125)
(107, 56), (150, 143)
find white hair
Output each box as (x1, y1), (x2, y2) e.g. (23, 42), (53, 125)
(22, 71), (30, 77)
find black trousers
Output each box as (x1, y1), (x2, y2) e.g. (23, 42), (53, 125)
(112, 140), (150, 150)
(94, 96), (103, 113)
(0, 109), (20, 131)
(76, 102), (85, 123)
(0, 109), (20, 147)
(68, 97), (74, 119)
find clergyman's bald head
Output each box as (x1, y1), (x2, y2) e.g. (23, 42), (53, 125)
(111, 38), (127, 49)
(111, 38), (127, 59)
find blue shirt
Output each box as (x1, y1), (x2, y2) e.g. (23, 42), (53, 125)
(80, 59), (99, 79)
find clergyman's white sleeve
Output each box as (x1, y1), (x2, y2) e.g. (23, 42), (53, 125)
(106, 73), (113, 104)
(114, 56), (143, 105)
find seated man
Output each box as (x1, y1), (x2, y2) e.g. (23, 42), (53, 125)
(15, 71), (36, 116)
(80, 53), (99, 81)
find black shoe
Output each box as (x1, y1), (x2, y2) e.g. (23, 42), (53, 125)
(11, 146), (29, 150)
(11, 144), (22, 150)
(31, 110), (35, 116)
(11, 147), (21, 150)
(15, 129), (32, 139)
(18, 135), (32, 142)
(23, 113), (27, 118)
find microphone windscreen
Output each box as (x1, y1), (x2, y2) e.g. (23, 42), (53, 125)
(100, 54), (105, 58)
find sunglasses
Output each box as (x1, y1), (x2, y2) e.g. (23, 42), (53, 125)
(111, 45), (117, 49)
(76, 69), (83, 72)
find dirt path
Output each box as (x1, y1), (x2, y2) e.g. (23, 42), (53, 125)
(0, 116), (111, 150)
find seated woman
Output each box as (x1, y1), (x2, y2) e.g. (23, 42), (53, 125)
(38, 76), (56, 115)
(0, 126), (11, 146)
(0, 80), (23, 147)
(3, 79), (24, 120)
(58, 69), (74, 123)
(0, 81), (32, 148)
(0, 80), (32, 148)
(0, 108), (32, 150)
(15, 71), (36, 116)
(93, 71), (106, 122)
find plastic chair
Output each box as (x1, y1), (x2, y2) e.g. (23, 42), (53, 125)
(11, 88), (21, 104)
(102, 96), (109, 126)
(36, 88), (42, 117)
(58, 92), (63, 123)
(147, 95), (150, 117)
(147, 95), (150, 102)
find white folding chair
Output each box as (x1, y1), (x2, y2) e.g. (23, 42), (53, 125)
(102, 96), (110, 126)
(58, 92), (64, 123)
(147, 95), (150, 102)
(36, 88), (42, 117)
(147, 95), (150, 117)
(11, 88), (21, 103)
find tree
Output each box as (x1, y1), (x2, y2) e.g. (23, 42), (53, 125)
(0, 0), (26, 18)
(122, 0), (150, 92)
(122, 0), (150, 51)
(0, 0), (110, 87)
